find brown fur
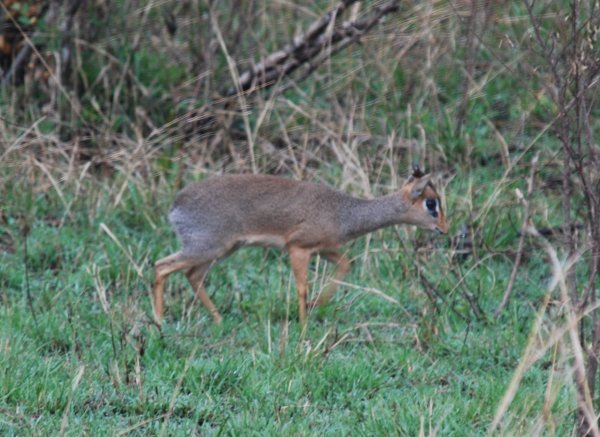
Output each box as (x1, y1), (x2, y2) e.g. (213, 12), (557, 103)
(153, 172), (447, 326)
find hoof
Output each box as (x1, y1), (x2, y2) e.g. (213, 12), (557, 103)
(150, 316), (163, 333)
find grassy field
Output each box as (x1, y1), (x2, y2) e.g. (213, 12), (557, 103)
(0, 168), (574, 435)
(1, 0), (596, 435)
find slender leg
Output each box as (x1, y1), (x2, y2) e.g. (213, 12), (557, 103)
(186, 263), (222, 324)
(309, 250), (351, 307)
(153, 251), (195, 325)
(288, 246), (311, 325)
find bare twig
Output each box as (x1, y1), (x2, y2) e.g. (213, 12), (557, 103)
(494, 152), (539, 318)
(417, 266), (469, 322)
(226, 0), (400, 97)
(155, 0), (401, 154)
(58, 0), (84, 85)
(455, 0), (491, 132)
(457, 275), (485, 320)
(2, 43), (33, 86)
(1, 1), (80, 86)
(0, 1), (82, 120)
(0, 2), (49, 86)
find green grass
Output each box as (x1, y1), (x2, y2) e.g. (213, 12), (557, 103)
(0, 165), (574, 435)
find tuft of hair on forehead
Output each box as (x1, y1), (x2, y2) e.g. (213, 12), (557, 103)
(411, 164), (426, 178)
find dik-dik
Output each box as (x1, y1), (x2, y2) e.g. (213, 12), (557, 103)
(153, 167), (448, 326)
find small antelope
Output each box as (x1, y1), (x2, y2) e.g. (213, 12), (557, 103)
(153, 166), (448, 325)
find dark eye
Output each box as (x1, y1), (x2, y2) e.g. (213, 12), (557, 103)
(425, 198), (438, 218)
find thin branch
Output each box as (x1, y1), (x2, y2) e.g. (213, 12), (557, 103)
(176, 0), (401, 145)
(417, 266), (469, 323)
(495, 152), (539, 318)
(225, 0), (400, 97)
(59, 0), (85, 85)
(0, 2), (50, 86)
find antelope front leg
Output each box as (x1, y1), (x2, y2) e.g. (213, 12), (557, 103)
(288, 246), (311, 326)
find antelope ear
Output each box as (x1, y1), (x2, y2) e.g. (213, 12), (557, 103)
(410, 174), (432, 199)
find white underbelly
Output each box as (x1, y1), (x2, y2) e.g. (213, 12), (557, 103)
(242, 234), (286, 248)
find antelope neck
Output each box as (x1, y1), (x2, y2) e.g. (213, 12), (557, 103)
(339, 194), (410, 241)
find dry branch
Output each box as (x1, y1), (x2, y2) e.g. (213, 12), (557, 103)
(180, 0), (401, 147)
(0, 1), (49, 86)
(1, 1), (83, 87)
(58, 0), (84, 85)
(494, 152), (539, 318)
(225, 0), (400, 97)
